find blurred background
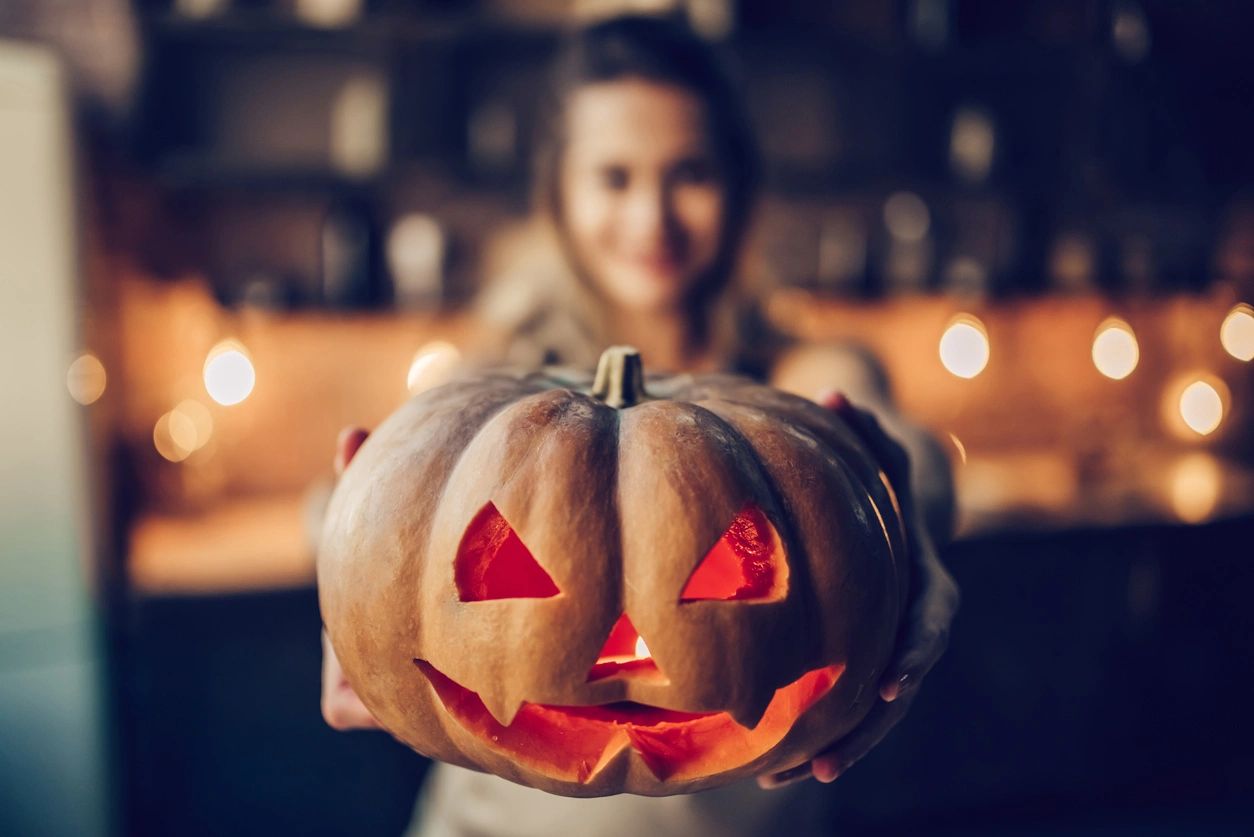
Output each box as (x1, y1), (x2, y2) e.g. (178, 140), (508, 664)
(2, 0), (1253, 835)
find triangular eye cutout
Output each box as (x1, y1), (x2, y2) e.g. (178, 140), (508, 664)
(456, 503), (559, 601)
(680, 504), (788, 602)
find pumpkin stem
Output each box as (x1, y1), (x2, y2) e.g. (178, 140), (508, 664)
(592, 346), (647, 408)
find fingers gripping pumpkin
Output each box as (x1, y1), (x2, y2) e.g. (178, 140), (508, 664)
(318, 347), (908, 796)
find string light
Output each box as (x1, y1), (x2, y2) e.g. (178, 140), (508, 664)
(204, 340), (255, 406)
(153, 399), (215, 463)
(1092, 317), (1139, 380)
(1169, 453), (1221, 524)
(66, 352), (106, 405)
(939, 314), (990, 379)
(407, 341), (461, 394)
(1178, 379), (1225, 436)
(1220, 303), (1254, 361)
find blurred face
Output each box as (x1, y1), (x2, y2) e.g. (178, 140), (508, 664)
(559, 78), (727, 314)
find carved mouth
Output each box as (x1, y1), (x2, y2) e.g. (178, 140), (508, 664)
(414, 659), (843, 784)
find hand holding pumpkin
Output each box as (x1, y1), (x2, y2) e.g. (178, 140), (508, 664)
(321, 426), (381, 732)
(758, 392), (960, 789)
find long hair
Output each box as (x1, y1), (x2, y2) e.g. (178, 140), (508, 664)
(478, 13), (767, 371)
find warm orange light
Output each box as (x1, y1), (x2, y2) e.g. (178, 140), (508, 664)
(153, 412), (192, 463)
(1169, 453), (1222, 523)
(1178, 379), (1225, 436)
(204, 341), (255, 406)
(407, 341), (461, 394)
(1220, 303), (1254, 361)
(153, 398), (217, 464)
(1092, 317), (1139, 380)
(417, 658), (843, 784)
(173, 399), (214, 451)
(939, 315), (989, 379)
(587, 613), (664, 684)
(66, 352), (106, 405)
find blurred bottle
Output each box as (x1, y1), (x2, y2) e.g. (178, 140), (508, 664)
(320, 198), (385, 308)
(386, 212), (448, 310)
(878, 190), (935, 295)
(816, 211), (869, 297)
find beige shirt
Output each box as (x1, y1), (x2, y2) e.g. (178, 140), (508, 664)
(408, 764), (832, 837)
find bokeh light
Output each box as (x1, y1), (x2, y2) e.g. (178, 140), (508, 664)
(1220, 303), (1254, 361)
(883, 192), (931, 242)
(66, 352), (107, 405)
(295, 0), (363, 28)
(1092, 317), (1140, 380)
(939, 315), (990, 379)
(1178, 379), (1225, 436)
(173, 399), (214, 451)
(153, 399), (216, 463)
(949, 107), (995, 183)
(204, 341), (256, 406)
(153, 412), (192, 463)
(1169, 453), (1221, 524)
(387, 213), (446, 307)
(406, 341), (462, 395)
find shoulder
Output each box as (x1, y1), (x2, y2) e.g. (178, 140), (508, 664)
(769, 342), (892, 407)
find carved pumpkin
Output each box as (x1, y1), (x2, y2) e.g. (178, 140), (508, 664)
(318, 347), (908, 796)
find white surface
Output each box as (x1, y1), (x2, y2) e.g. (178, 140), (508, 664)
(0, 39), (109, 837)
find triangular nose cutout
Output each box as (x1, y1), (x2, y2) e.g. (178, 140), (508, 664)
(586, 613), (668, 683)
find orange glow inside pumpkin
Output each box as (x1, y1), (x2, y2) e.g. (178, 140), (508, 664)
(586, 613), (666, 683)
(456, 503), (559, 601)
(415, 659), (843, 783)
(680, 504), (787, 602)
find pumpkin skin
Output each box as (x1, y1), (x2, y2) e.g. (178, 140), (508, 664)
(318, 347), (908, 797)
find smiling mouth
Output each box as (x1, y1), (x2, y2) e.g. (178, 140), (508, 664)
(414, 659), (843, 784)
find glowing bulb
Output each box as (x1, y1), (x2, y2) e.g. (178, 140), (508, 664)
(634, 635), (651, 660)
(66, 352), (106, 405)
(1179, 380), (1224, 436)
(173, 399), (214, 451)
(1169, 453), (1221, 524)
(406, 341), (461, 394)
(1220, 303), (1254, 361)
(153, 412), (192, 463)
(204, 341), (255, 406)
(1092, 317), (1139, 380)
(939, 315), (990, 379)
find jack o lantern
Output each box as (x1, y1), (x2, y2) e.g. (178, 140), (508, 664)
(318, 346), (908, 796)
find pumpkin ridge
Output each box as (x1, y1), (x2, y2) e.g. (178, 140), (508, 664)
(689, 391), (906, 578)
(640, 398), (799, 728)
(685, 396), (905, 674)
(407, 378), (555, 570)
